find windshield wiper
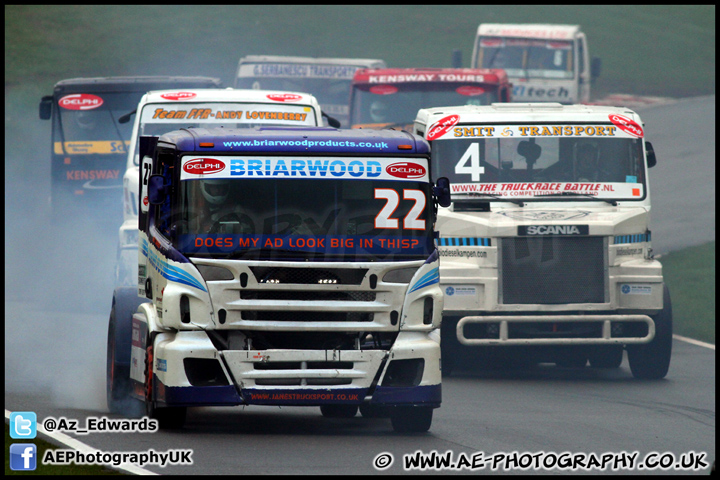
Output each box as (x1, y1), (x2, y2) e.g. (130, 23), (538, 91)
(458, 192), (524, 206)
(537, 192), (617, 206)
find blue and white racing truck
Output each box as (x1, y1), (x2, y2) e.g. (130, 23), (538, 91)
(106, 126), (451, 432)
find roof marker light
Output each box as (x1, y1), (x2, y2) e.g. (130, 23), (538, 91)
(398, 144), (412, 150)
(199, 142), (214, 148)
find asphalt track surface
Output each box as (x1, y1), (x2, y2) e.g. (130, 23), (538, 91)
(4, 96), (715, 475)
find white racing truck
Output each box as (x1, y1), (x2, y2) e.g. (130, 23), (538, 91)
(471, 24), (601, 104)
(234, 55), (386, 128)
(413, 103), (671, 379)
(106, 126), (451, 432)
(114, 88), (325, 288)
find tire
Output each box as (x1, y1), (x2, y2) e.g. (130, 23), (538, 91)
(144, 332), (187, 429)
(106, 305), (133, 414)
(391, 407), (433, 433)
(320, 404), (358, 418)
(627, 284), (672, 379)
(106, 288), (147, 415)
(588, 345), (624, 369)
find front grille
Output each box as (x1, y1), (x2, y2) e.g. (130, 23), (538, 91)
(242, 311), (374, 322)
(241, 291), (376, 301)
(249, 267), (367, 285)
(500, 237), (606, 304)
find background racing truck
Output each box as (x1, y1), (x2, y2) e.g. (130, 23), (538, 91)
(114, 88), (325, 288)
(413, 103), (671, 379)
(348, 67), (511, 130)
(234, 55), (386, 127)
(38, 76), (222, 222)
(106, 126), (451, 433)
(471, 24), (601, 104)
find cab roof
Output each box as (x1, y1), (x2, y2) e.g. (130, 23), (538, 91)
(414, 103), (644, 127)
(238, 55), (386, 68)
(476, 23), (581, 40)
(351, 68), (508, 85)
(52, 76), (222, 94)
(157, 126), (429, 154)
(139, 88), (321, 108)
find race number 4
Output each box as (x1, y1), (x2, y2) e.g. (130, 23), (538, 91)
(455, 142), (484, 181)
(374, 189), (426, 230)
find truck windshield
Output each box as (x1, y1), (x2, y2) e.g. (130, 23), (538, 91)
(430, 130), (646, 202)
(477, 37), (574, 79)
(351, 83), (499, 127)
(56, 92), (136, 151)
(162, 157), (435, 262)
(134, 102), (318, 165)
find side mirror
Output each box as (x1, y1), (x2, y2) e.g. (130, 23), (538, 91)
(39, 96), (52, 120)
(322, 112), (341, 128)
(645, 141), (657, 168)
(148, 174), (167, 204)
(591, 57), (602, 80)
(451, 49), (463, 68)
(118, 109), (136, 124)
(433, 177), (452, 208)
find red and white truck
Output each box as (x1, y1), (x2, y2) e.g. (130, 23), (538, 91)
(348, 68), (511, 130)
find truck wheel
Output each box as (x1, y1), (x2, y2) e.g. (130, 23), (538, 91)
(106, 306), (132, 414)
(628, 284), (672, 379)
(320, 405), (358, 418)
(588, 345), (624, 369)
(391, 406), (433, 433)
(144, 333), (187, 429)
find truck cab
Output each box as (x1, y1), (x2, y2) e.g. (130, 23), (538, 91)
(471, 24), (601, 104)
(38, 76), (222, 222)
(115, 88), (324, 287)
(349, 68), (511, 130)
(414, 103), (671, 379)
(107, 127), (450, 433)
(234, 55), (386, 127)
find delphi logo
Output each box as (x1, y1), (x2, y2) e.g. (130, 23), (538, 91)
(160, 92), (197, 101)
(386, 162), (426, 179)
(183, 158), (226, 175)
(267, 93), (302, 102)
(518, 225), (589, 235)
(608, 114), (644, 138)
(426, 114), (459, 141)
(59, 94), (103, 110)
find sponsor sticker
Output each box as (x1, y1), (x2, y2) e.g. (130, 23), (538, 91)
(445, 286), (476, 296)
(160, 92), (197, 101)
(183, 158), (226, 175)
(369, 85), (398, 95)
(426, 114), (460, 141)
(59, 94), (103, 110)
(267, 93), (303, 102)
(518, 225), (589, 235)
(456, 86), (485, 96)
(621, 284), (653, 295)
(386, 162), (426, 179)
(608, 114), (643, 138)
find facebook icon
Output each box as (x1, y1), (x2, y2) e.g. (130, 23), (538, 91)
(10, 444), (37, 471)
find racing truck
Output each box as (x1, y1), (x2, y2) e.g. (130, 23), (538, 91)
(413, 103), (671, 379)
(106, 126), (451, 432)
(115, 88), (325, 288)
(348, 68), (511, 130)
(471, 24), (601, 104)
(234, 55), (386, 127)
(38, 76), (222, 222)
